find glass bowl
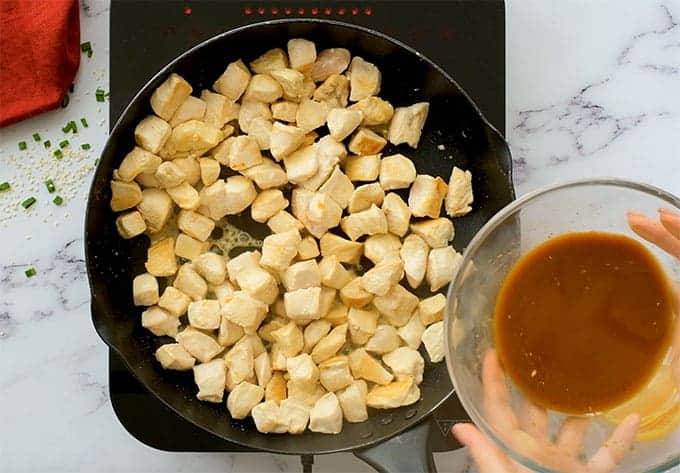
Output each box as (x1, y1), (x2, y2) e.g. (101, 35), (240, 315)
(445, 179), (680, 472)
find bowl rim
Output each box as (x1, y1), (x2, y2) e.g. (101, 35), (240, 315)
(444, 177), (680, 473)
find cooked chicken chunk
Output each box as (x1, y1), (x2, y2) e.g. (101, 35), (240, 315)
(271, 100), (298, 123)
(188, 300), (221, 330)
(201, 90), (240, 128)
(313, 74), (349, 108)
(236, 266), (279, 305)
(379, 154), (417, 191)
(177, 326), (223, 363)
(303, 319), (332, 353)
(319, 255), (353, 289)
(284, 144), (318, 183)
(311, 323), (348, 364)
(347, 307), (379, 345)
(311, 48), (351, 82)
(238, 99), (272, 134)
(133, 273), (159, 306)
(418, 293), (446, 326)
(141, 306), (179, 337)
(363, 233), (401, 265)
(284, 287), (322, 321)
(116, 210), (147, 239)
(251, 189), (289, 223)
(280, 398), (311, 434)
(287, 353), (320, 384)
(410, 218), (455, 249)
(252, 400), (287, 434)
(340, 204), (388, 241)
(222, 290), (267, 329)
(158, 286), (191, 317)
(348, 348), (393, 385)
(343, 154), (380, 182)
(226, 250), (261, 283)
(177, 209), (215, 242)
(348, 128), (387, 156)
(198, 158), (221, 186)
(445, 167), (474, 217)
(348, 57), (381, 101)
(265, 372), (288, 402)
(155, 343), (196, 371)
(408, 175), (448, 218)
(366, 377), (420, 409)
(270, 68), (306, 102)
(250, 48), (289, 74)
(427, 246), (463, 292)
(193, 358), (227, 402)
(151, 73), (193, 120)
(348, 96), (394, 126)
(319, 233), (363, 265)
(360, 258), (404, 296)
(169, 95), (206, 127)
(145, 237), (177, 277)
(337, 380), (368, 423)
(340, 277), (374, 308)
(377, 195), (411, 238)
(228, 381), (265, 419)
(282, 260), (321, 291)
(213, 59), (251, 101)
(397, 312), (426, 350)
(421, 321), (445, 362)
(373, 284), (419, 327)
(244, 74), (283, 103)
(318, 166), (355, 209)
(327, 108), (363, 141)
(260, 230), (301, 273)
(388, 102), (429, 148)
(400, 234), (429, 289)
(318, 356), (353, 392)
(241, 157), (288, 189)
(365, 324), (400, 354)
(267, 210), (304, 233)
(309, 392), (343, 434)
(348, 182), (385, 213)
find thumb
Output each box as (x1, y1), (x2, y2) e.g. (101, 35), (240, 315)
(452, 423), (517, 473)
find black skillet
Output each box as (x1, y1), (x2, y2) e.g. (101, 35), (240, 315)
(85, 19), (514, 472)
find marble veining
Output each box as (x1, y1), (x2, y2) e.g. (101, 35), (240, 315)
(1, 1), (679, 472)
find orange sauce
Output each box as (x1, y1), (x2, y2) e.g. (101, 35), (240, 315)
(494, 232), (675, 414)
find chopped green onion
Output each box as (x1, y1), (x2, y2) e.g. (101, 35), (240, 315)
(18, 141), (27, 150)
(54, 149), (63, 159)
(80, 117), (89, 128)
(45, 179), (56, 193)
(25, 268), (37, 278)
(44, 140), (51, 148)
(94, 158), (100, 165)
(69, 120), (77, 133)
(80, 42), (93, 58)
(62, 123), (71, 133)
(81, 143), (91, 150)
(21, 197), (36, 209)
(0, 182), (10, 191)
(53, 195), (64, 206)
(95, 87), (105, 95)
(59, 140), (69, 149)
(32, 133), (41, 142)
(96, 94), (105, 103)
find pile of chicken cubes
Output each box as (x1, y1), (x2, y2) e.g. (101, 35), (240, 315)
(110, 39), (474, 435)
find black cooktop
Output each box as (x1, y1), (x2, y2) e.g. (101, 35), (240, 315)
(109, 0), (505, 454)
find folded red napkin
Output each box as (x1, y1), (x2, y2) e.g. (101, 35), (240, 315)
(0, 0), (80, 127)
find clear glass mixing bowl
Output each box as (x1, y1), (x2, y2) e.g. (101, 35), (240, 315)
(445, 179), (680, 472)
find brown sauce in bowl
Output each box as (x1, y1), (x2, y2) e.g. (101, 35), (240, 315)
(494, 232), (675, 414)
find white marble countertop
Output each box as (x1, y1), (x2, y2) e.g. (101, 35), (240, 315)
(1, 1), (679, 472)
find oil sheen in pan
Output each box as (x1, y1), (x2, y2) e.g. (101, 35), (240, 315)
(213, 220), (262, 256)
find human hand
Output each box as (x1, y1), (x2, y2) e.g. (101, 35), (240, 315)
(452, 351), (639, 473)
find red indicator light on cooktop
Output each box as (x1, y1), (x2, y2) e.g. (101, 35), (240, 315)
(257, 7), (265, 15)
(183, 6), (192, 15)
(271, 7), (279, 15)
(324, 7), (332, 15)
(352, 7), (359, 15)
(284, 8), (292, 15)
(298, 7), (305, 15)
(244, 7), (252, 15)
(364, 7), (373, 15)
(311, 7), (319, 15)
(243, 6), (375, 17)
(338, 8), (346, 15)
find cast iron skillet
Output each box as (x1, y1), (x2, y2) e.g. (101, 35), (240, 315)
(85, 19), (514, 472)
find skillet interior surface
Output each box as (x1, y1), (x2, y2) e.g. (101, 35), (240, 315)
(86, 19), (514, 454)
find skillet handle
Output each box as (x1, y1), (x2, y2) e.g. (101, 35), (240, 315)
(353, 420), (436, 473)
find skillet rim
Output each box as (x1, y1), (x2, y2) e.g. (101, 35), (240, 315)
(85, 17), (514, 454)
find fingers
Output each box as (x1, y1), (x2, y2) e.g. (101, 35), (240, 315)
(452, 423), (517, 473)
(555, 416), (590, 457)
(659, 208), (680, 240)
(587, 413), (640, 473)
(482, 349), (519, 433)
(517, 399), (548, 439)
(627, 211), (680, 259)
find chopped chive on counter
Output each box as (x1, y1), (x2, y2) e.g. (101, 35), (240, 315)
(81, 41), (93, 57)
(53, 195), (64, 205)
(62, 123), (71, 133)
(59, 140), (69, 149)
(54, 149), (63, 159)
(81, 143), (91, 150)
(0, 182), (10, 191)
(94, 158), (100, 165)
(32, 133), (41, 142)
(44, 140), (51, 148)
(25, 268), (37, 278)
(45, 179), (56, 193)
(80, 117), (89, 128)
(18, 141), (27, 150)
(21, 197), (36, 209)
(69, 120), (77, 133)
